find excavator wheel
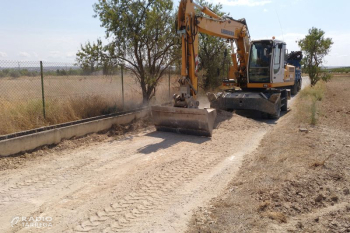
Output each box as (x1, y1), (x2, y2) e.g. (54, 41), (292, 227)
(291, 81), (298, 95)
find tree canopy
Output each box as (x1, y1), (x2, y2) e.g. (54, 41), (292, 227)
(197, 0), (231, 90)
(298, 27), (333, 86)
(76, 0), (178, 103)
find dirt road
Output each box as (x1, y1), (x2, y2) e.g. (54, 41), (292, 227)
(0, 82), (307, 233)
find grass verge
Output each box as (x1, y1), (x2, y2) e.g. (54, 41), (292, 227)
(0, 96), (121, 136)
(297, 81), (325, 125)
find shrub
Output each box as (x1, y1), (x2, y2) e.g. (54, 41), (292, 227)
(298, 81), (325, 125)
(9, 70), (21, 78)
(321, 73), (332, 82)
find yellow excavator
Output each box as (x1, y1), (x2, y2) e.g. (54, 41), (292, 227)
(151, 0), (302, 137)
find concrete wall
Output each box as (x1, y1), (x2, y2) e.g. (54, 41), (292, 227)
(0, 109), (149, 157)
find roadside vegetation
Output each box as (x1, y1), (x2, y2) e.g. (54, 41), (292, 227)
(298, 27), (333, 86)
(297, 81), (326, 125)
(0, 96), (114, 135)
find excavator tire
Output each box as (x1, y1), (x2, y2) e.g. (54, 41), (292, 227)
(281, 97), (288, 112)
(291, 81), (298, 95)
(268, 98), (281, 119)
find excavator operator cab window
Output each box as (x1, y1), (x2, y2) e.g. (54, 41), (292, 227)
(248, 41), (272, 83)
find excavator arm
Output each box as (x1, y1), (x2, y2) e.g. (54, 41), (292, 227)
(151, 0), (250, 136)
(176, 0), (251, 108)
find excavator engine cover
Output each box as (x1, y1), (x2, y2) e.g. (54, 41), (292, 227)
(151, 106), (217, 137)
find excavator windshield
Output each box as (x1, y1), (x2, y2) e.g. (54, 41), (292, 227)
(248, 41), (272, 83)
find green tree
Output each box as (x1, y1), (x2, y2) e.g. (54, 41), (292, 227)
(77, 0), (178, 103)
(76, 39), (104, 75)
(197, 0), (231, 90)
(298, 27), (333, 86)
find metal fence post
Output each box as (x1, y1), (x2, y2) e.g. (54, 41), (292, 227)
(121, 65), (124, 110)
(40, 61), (46, 119)
(168, 67), (171, 100)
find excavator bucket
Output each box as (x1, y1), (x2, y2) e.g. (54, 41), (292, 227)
(151, 106), (217, 137)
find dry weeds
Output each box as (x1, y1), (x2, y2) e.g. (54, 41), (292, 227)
(0, 74), (179, 135)
(296, 80), (326, 126)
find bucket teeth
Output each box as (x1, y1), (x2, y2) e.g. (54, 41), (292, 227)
(151, 106), (217, 137)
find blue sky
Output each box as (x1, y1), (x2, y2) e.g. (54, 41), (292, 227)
(0, 0), (349, 66)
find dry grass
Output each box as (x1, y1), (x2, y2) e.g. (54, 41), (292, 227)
(0, 74), (179, 135)
(296, 80), (326, 125)
(0, 96), (113, 135)
(264, 212), (287, 223)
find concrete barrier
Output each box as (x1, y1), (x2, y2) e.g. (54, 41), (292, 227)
(0, 109), (149, 157)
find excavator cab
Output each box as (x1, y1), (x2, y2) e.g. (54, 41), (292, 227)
(248, 41), (273, 83)
(246, 40), (289, 88)
(210, 39), (298, 118)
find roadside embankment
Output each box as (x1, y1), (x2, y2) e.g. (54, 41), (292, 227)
(187, 75), (350, 233)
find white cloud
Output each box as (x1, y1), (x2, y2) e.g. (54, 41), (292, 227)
(324, 32), (350, 66)
(66, 52), (75, 58)
(274, 31), (350, 66)
(277, 33), (305, 51)
(19, 52), (30, 58)
(209, 0), (272, 7)
(0, 51), (7, 57)
(49, 51), (61, 58)
(33, 52), (39, 58)
(263, 8), (268, 12)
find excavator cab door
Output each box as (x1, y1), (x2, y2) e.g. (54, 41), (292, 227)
(272, 43), (286, 84)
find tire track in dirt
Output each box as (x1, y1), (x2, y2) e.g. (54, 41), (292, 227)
(0, 137), (157, 207)
(72, 127), (268, 233)
(2, 111), (271, 233)
(0, 136), (160, 233)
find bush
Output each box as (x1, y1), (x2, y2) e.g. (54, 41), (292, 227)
(9, 70), (21, 78)
(298, 81), (325, 125)
(1, 69), (10, 77)
(321, 73), (332, 82)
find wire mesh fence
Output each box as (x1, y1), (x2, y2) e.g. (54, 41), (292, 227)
(0, 60), (179, 136)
